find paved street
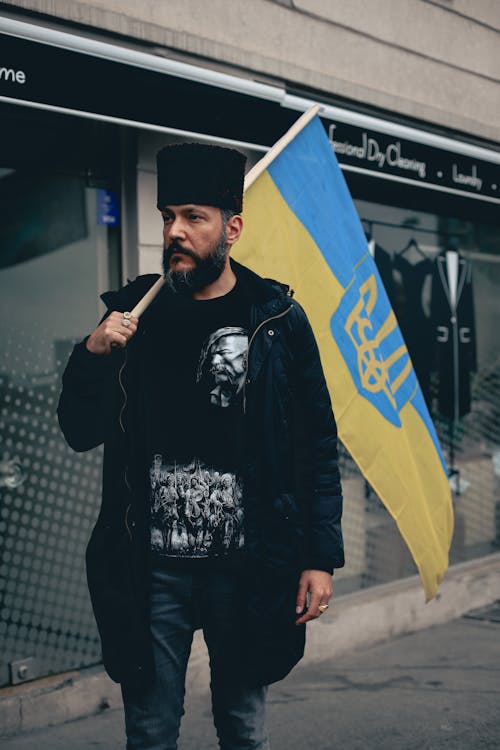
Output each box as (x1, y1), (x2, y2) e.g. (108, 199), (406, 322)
(3, 609), (500, 749)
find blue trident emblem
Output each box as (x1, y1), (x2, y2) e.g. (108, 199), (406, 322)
(332, 267), (417, 427)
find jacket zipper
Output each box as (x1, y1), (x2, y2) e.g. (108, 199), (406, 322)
(118, 349), (128, 434)
(243, 304), (293, 414)
(118, 349), (133, 536)
(125, 502), (133, 541)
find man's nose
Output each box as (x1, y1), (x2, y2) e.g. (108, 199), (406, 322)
(165, 216), (187, 241)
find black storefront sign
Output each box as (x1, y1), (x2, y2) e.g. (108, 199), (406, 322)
(0, 32), (294, 147)
(328, 122), (499, 203)
(1, 31), (499, 204)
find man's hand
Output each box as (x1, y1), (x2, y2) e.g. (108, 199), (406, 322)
(86, 311), (139, 355)
(295, 569), (333, 625)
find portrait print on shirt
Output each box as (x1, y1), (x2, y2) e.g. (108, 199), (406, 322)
(196, 326), (248, 408)
(150, 457), (245, 558)
(149, 323), (249, 559)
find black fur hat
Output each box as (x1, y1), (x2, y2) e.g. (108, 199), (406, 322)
(156, 143), (247, 212)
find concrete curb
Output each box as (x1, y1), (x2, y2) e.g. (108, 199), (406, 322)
(0, 666), (122, 739)
(1, 552), (500, 739)
(306, 551), (500, 661)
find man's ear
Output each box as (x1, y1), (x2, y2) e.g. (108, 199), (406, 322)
(225, 214), (243, 246)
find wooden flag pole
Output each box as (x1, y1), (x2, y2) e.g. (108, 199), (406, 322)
(130, 104), (321, 318)
(130, 275), (165, 318)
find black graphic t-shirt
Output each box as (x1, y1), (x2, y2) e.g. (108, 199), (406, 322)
(143, 280), (250, 569)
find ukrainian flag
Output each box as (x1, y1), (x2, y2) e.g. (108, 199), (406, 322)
(234, 108), (453, 600)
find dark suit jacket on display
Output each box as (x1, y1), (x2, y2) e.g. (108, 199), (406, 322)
(431, 251), (477, 421)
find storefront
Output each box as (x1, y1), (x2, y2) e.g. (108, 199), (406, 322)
(327, 123), (500, 593)
(1, 16), (499, 685)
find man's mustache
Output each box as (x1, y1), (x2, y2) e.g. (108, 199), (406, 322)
(164, 242), (199, 263)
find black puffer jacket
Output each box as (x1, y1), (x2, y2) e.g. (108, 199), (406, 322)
(57, 260), (344, 689)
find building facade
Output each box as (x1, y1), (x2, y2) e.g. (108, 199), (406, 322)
(0, 0), (499, 686)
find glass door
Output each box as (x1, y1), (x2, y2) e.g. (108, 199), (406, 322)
(0, 169), (118, 685)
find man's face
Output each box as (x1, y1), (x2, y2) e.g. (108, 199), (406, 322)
(161, 204), (227, 293)
(211, 334), (247, 386)
(200, 329), (247, 407)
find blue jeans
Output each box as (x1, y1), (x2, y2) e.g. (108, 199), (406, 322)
(121, 565), (270, 750)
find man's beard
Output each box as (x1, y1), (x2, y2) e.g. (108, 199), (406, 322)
(162, 229), (227, 294)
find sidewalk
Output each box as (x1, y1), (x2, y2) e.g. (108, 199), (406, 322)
(3, 603), (499, 750)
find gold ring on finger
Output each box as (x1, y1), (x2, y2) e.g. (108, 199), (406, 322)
(318, 603), (329, 614)
(123, 311), (132, 319)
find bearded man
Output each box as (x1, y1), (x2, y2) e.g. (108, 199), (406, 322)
(58, 143), (344, 750)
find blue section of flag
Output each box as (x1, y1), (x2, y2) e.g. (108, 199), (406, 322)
(268, 117), (367, 289)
